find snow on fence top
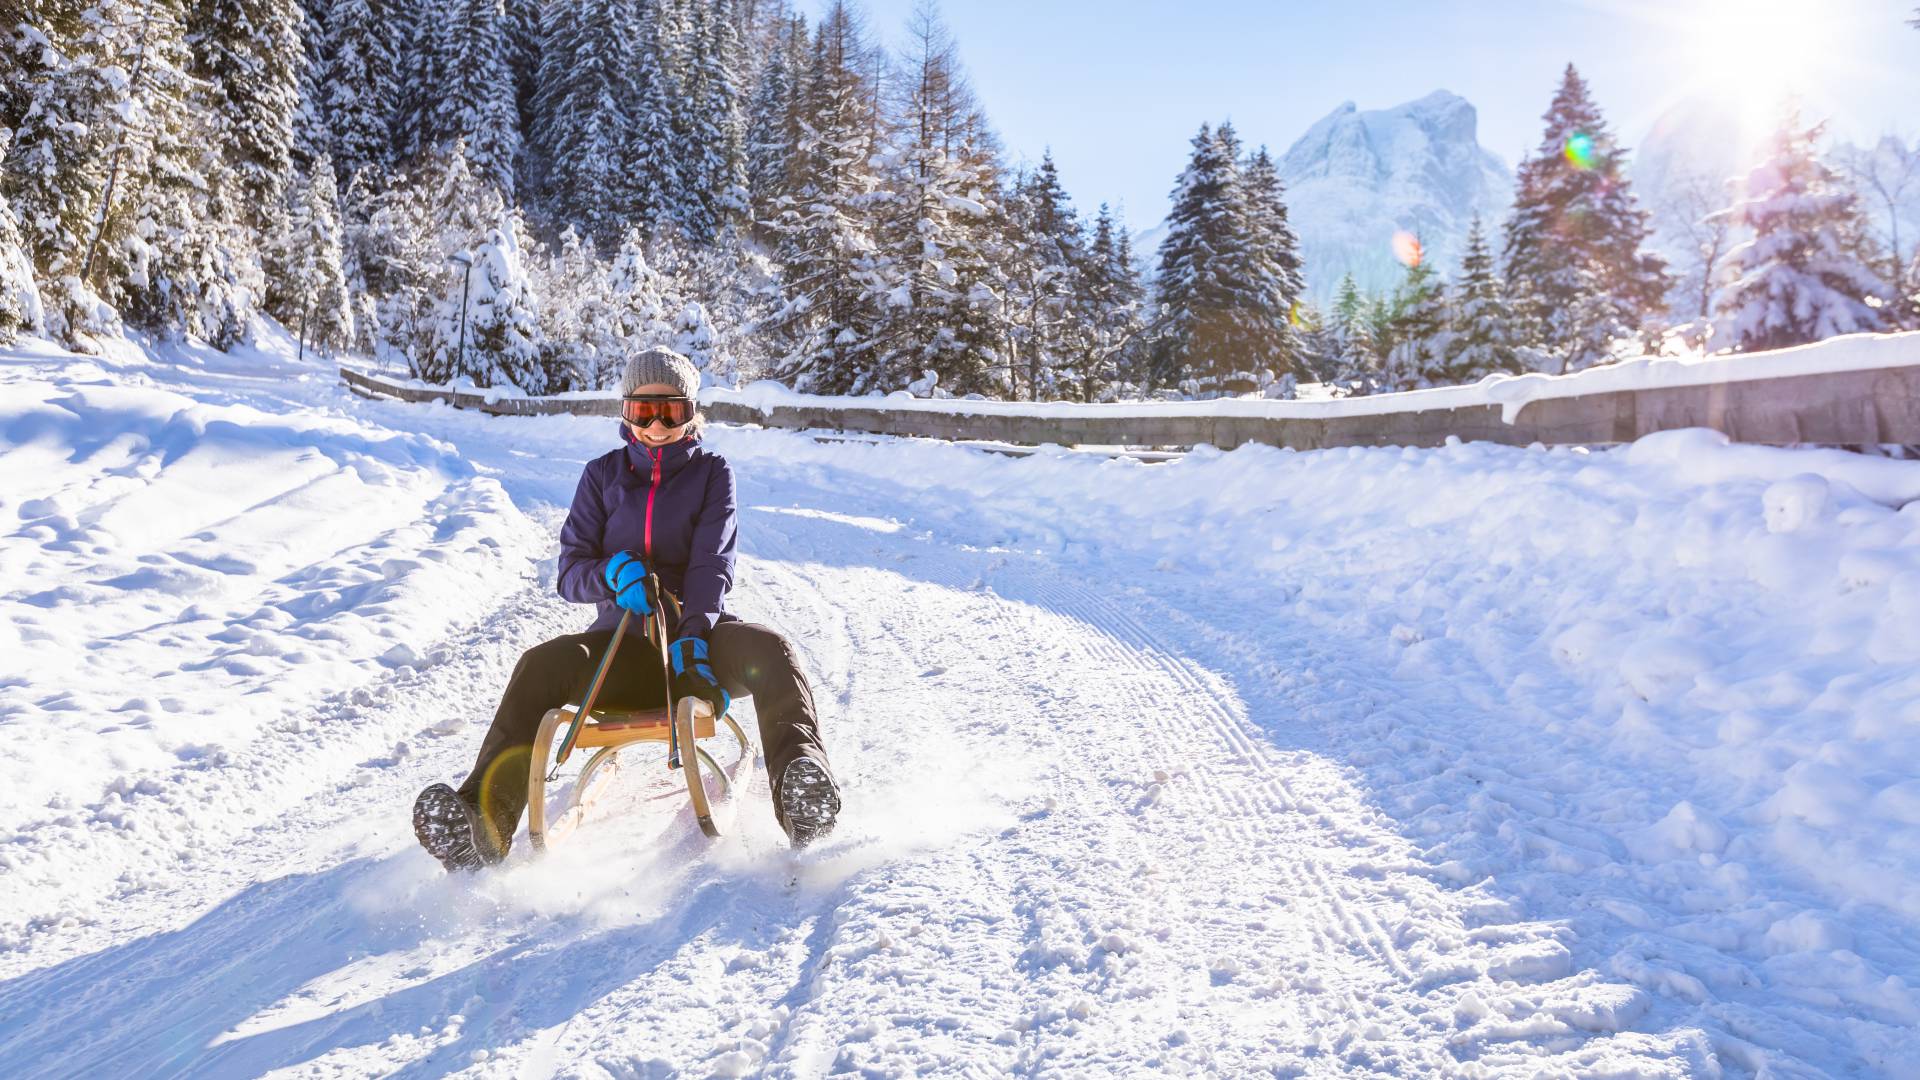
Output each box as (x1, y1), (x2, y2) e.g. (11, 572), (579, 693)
(341, 330), (1920, 450)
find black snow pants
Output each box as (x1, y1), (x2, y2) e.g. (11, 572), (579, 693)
(457, 620), (832, 847)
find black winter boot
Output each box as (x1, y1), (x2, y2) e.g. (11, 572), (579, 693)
(413, 783), (506, 871)
(778, 758), (840, 848)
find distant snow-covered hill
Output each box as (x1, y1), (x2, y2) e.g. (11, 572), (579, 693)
(1278, 90), (1511, 303)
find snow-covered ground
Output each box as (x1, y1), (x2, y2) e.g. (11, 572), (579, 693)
(3, 330), (1919, 1077)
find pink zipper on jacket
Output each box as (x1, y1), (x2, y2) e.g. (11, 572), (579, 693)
(643, 445), (662, 560)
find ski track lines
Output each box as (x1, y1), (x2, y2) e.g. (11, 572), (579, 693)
(1113, 557), (1912, 1078)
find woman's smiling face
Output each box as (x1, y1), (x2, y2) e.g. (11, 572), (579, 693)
(624, 382), (692, 447)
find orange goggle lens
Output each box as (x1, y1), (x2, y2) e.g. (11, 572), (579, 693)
(622, 396), (694, 428)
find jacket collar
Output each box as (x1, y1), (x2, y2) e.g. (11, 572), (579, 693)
(619, 423), (699, 480)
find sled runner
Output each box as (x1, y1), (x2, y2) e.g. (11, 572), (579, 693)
(526, 577), (751, 849)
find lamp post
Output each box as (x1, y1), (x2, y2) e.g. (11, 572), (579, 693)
(447, 250), (474, 380)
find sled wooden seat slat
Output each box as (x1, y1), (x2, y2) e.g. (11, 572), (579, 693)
(569, 707), (717, 745)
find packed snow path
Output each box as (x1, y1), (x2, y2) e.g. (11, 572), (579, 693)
(3, 335), (1918, 1077)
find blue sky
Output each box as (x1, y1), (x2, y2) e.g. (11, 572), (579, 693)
(809, 0), (1920, 231)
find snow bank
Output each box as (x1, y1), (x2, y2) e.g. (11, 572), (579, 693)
(345, 329), (1920, 426)
(704, 330), (1920, 422)
(0, 332), (549, 939)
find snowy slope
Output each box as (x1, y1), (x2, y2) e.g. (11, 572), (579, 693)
(3, 332), (1920, 1076)
(1279, 91), (1512, 302)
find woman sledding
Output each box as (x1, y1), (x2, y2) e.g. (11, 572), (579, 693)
(412, 346), (841, 870)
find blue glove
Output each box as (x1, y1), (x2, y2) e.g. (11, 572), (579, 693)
(669, 636), (730, 719)
(603, 551), (652, 615)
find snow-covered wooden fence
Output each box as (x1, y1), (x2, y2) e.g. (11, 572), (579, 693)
(339, 331), (1920, 450)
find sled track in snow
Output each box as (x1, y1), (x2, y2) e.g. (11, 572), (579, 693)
(992, 562), (1681, 1073)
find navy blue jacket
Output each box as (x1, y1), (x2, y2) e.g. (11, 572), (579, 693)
(557, 425), (739, 640)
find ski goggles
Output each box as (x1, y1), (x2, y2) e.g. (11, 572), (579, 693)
(621, 394), (695, 428)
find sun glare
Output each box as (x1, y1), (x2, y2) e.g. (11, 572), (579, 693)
(1690, 0), (1837, 129)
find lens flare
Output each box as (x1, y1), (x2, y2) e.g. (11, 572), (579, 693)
(1391, 231), (1422, 268)
(1563, 132), (1597, 170)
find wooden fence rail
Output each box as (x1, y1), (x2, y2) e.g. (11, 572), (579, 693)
(340, 337), (1920, 451)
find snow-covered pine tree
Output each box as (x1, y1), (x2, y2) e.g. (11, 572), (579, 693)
(0, 132), (44, 341)
(999, 151), (1085, 400)
(86, 0), (257, 344)
(624, 0), (686, 234)
(1709, 112), (1888, 353)
(744, 13), (806, 233)
(395, 0), (447, 162)
(354, 169), (439, 368)
(1240, 145), (1305, 377)
(1109, 219), (1148, 387)
(399, 140), (502, 379)
(5, 0), (199, 340)
(525, 0), (574, 197)
(673, 227), (782, 384)
(423, 137), (503, 257)
(1502, 64), (1667, 372)
(672, 298), (716, 373)
(605, 224), (676, 380)
(291, 0), (330, 162)
(439, 0), (521, 196)
(1151, 121), (1273, 395)
(1, 8), (38, 135)
(532, 224), (598, 391)
(1327, 323), (1382, 397)
(1150, 121), (1218, 391)
(1293, 301), (1340, 386)
(282, 155), (353, 355)
(1076, 201), (1145, 401)
(187, 0), (301, 224)
(1441, 214), (1520, 381)
(1315, 273), (1379, 395)
(869, 1), (1001, 397)
(537, 0), (637, 243)
(676, 0), (749, 242)
(337, 167), (379, 351)
(262, 158), (307, 323)
(433, 207), (544, 389)
(3, 0), (135, 340)
(1330, 271), (1365, 333)
(320, 0), (399, 184)
(1381, 255), (1448, 391)
(503, 0), (541, 160)
(769, 0), (884, 394)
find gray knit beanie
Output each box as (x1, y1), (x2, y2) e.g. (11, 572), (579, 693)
(618, 346), (701, 399)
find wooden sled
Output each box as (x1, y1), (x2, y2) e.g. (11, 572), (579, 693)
(526, 574), (752, 850)
(527, 697), (750, 849)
